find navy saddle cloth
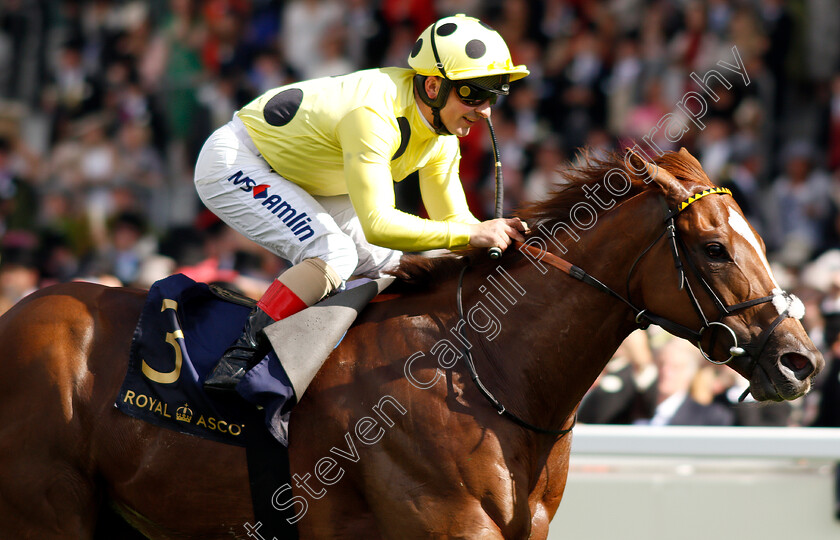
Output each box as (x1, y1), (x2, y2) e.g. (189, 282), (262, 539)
(115, 273), (298, 536)
(116, 273), (294, 445)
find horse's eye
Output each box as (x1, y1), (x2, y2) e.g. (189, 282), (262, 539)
(705, 242), (728, 260)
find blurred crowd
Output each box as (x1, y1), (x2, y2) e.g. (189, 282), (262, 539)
(2, 0), (840, 426)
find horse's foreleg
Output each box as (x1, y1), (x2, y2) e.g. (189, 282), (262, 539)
(526, 503), (554, 540)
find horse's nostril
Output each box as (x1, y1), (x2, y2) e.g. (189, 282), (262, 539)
(781, 353), (813, 380)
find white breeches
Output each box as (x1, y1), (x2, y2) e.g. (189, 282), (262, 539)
(194, 117), (402, 282)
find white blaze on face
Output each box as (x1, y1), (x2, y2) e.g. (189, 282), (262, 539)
(727, 208), (780, 290)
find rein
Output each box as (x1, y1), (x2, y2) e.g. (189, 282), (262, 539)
(456, 264), (576, 437)
(458, 187), (804, 434)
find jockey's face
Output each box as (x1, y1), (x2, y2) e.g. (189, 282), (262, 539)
(424, 77), (492, 137)
(440, 86), (492, 137)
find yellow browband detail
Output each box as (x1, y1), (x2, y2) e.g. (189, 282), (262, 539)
(676, 187), (732, 213)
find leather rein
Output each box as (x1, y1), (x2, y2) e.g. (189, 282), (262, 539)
(456, 187), (804, 435)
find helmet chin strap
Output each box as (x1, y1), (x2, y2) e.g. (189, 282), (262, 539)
(430, 101), (451, 135)
(414, 74), (451, 135)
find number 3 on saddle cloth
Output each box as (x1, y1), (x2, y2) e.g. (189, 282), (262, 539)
(116, 273), (392, 447)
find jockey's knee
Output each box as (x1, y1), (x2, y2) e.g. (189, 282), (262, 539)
(277, 257), (344, 305)
(315, 233), (358, 284)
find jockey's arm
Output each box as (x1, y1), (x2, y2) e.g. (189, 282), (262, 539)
(338, 107), (480, 252)
(418, 143), (526, 250)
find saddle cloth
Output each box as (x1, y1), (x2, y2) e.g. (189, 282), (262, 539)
(116, 273), (299, 536)
(116, 273), (393, 445)
(117, 273), (261, 444)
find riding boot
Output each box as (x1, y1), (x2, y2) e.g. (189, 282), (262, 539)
(203, 306), (275, 391)
(204, 280), (307, 391)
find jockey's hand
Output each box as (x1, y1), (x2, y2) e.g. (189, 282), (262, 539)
(468, 218), (528, 251)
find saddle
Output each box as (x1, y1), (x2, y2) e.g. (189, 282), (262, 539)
(237, 276), (395, 444)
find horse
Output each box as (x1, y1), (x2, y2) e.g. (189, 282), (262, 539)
(0, 149), (822, 539)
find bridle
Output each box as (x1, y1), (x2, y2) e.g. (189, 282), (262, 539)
(456, 186), (804, 436)
(622, 187), (803, 366)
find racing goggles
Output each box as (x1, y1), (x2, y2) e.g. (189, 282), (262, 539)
(452, 76), (510, 107)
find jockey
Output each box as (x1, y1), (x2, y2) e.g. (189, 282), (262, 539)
(196, 14), (529, 391)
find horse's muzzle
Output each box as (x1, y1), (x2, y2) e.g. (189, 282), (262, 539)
(748, 346), (823, 402)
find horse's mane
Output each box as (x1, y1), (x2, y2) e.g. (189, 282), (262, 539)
(389, 148), (713, 291)
(388, 252), (468, 290)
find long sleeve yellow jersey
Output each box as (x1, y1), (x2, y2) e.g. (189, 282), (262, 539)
(237, 67), (479, 252)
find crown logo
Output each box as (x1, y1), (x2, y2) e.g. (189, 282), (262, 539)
(176, 403), (193, 423)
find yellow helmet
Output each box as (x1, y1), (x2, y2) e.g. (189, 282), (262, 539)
(408, 14), (529, 82)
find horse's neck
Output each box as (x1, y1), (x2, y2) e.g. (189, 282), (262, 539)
(456, 192), (665, 430)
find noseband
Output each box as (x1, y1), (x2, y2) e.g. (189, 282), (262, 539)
(458, 187), (804, 435)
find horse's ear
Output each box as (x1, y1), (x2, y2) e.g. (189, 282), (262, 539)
(624, 148), (692, 204)
(678, 147), (703, 169)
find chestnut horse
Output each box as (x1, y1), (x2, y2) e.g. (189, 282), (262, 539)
(0, 150), (822, 539)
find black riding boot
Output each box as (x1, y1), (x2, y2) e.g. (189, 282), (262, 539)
(204, 306), (275, 391)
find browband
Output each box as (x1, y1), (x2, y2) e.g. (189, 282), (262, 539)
(667, 187), (732, 220)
